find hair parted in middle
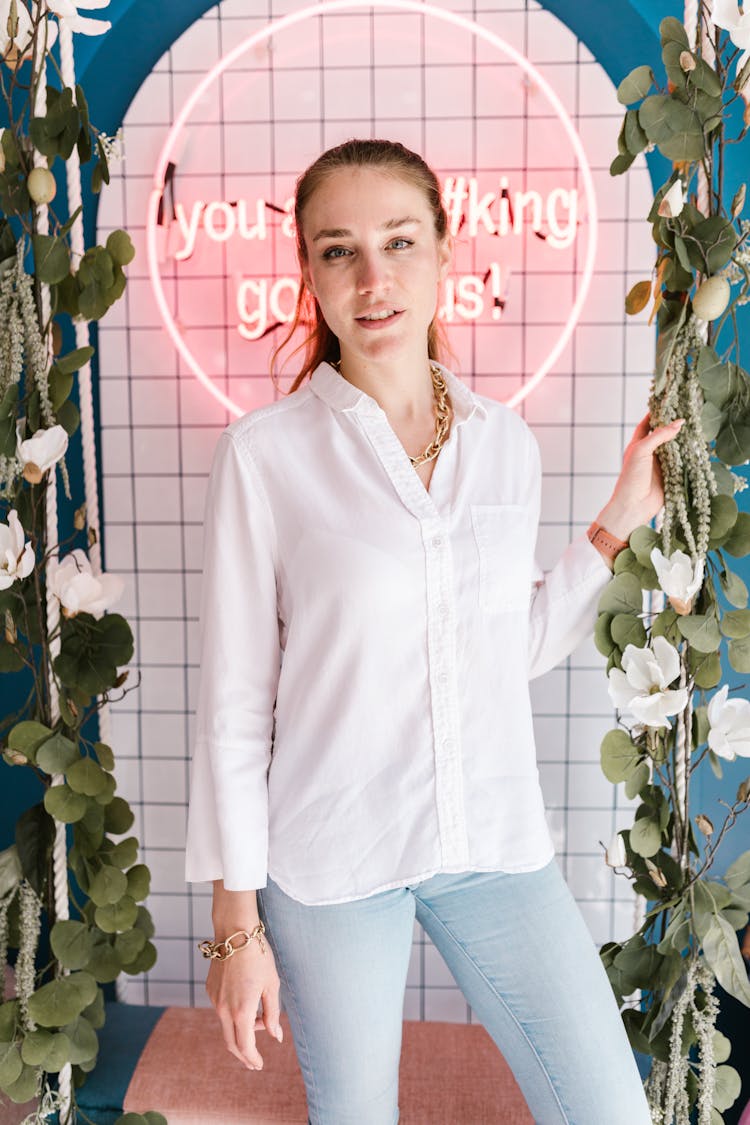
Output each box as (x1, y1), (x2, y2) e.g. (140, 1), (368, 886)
(270, 138), (454, 393)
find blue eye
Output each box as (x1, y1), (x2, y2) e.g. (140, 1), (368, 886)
(322, 246), (350, 260)
(389, 238), (413, 250)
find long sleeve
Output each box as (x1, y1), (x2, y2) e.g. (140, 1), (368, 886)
(524, 429), (613, 681)
(185, 429), (282, 890)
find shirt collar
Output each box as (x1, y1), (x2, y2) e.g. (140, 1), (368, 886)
(309, 361), (488, 426)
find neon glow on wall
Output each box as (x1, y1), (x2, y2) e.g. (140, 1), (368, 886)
(146, 0), (599, 415)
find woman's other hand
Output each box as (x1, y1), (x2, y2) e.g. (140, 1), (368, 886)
(208, 882), (283, 1070)
(596, 412), (685, 543)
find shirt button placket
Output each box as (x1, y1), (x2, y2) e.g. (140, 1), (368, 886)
(423, 521), (469, 868)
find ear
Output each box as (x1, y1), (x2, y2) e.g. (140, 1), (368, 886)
(437, 234), (452, 283)
(300, 257), (315, 298)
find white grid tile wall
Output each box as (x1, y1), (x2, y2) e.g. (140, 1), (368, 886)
(96, 0), (656, 1017)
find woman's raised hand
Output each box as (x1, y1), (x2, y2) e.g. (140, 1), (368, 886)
(596, 412), (685, 543)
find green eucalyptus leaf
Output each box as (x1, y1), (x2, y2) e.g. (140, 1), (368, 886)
(114, 928), (146, 964)
(134, 905), (155, 940)
(95, 895), (138, 934)
(2, 1060), (39, 1103)
(88, 865), (128, 907)
(723, 513), (750, 557)
(107, 837), (138, 869)
(728, 636), (750, 673)
(698, 348), (741, 409)
(81, 987), (105, 1030)
(639, 94), (676, 143)
(690, 217), (738, 273)
(716, 415), (750, 467)
(106, 230), (135, 267)
(629, 525), (661, 567)
(690, 57), (723, 96)
(94, 771), (117, 806)
(75, 802), (106, 857)
(617, 65), (654, 104)
(50, 920), (95, 971)
(20, 1029), (70, 1071)
(630, 815), (662, 858)
(718, 566), (748, 609)
(660, 16), (690, 48)
(0, 846), (21, 900)
(715, 459), (737, 495)
(32, 234), (70, 285)
(66, 757), (107, 797)
(677, 613), (721, 653)
(15, 804), (55, 896)
(55, 346), (94, 375)
(725, 850), (750, 894)
(8, 720), (52, 763)
(143, 1115), (168, 1125)
(27, 973), (96, 1028)
(104, 797), (135, 835)
(122, 939), (157, 975)
(600, 729), (641, 783)
(85, 940), (121, 984)
(60, 1015), (98, 1065)
(44, 784), (88, 824)
(702, 401), (724, 442)
(610, 152), (635, 176)
(598, 572), (643, 616)
(703, 915), (750, 1006)
(126, 864), (151, 902)
(56, 398), (80, 437)
(0, 1040), (23, 1086)
(36, 732), (79, 775)
(624, 109), (649, 154)
(713, 1064), (742, 1112)
(610, 613), (647, 650)
(720, 610), (750, 638)
(625, 760), (650, 800)
(0, 1001), (19, 1043)
(94, 742), (115, 771)
(652, 606), (681, 644)
(594, 613), (616, 657)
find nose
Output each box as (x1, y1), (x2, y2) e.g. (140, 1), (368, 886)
(356, 250), (392, 296)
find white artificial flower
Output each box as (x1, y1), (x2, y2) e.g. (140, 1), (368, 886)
(0, 510), (35, 590)
(608, 635), (689, 729)
(657, 179), (685, 219)
(605, 831), (627, 868)
(714, 0), (750, 73)
(707, 684), (750, 760)
(650, 547), (704, 615)
(51, 548), (123, 620)
(16, 422), (69, 481)
(47, 0), (111, 36)
(0, 2), (58, 59)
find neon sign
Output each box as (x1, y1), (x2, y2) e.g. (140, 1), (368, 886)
(147, 0), (598, 416)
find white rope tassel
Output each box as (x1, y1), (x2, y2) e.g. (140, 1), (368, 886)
(32, 13), (73, 1121)
(57, 20), (126, 1006)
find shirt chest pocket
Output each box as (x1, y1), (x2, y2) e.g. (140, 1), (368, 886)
(470, 504), (531, 613)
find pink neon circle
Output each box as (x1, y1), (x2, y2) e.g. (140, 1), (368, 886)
(146, 0), (598, 415)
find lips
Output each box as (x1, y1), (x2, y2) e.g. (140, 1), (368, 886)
(355, 309), (403, 328)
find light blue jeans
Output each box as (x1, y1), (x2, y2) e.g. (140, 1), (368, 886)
(257, 858), (651, 1125)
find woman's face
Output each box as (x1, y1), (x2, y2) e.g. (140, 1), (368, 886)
(299, 166), (451, 369)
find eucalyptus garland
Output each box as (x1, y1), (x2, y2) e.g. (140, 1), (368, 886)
(0, 3), (162, 1123)
(597, 10), (750, 1125)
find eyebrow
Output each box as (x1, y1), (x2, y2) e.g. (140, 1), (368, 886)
(312, 216), (422, 242)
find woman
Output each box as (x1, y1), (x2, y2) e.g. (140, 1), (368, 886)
(186, 139), (678, 1124)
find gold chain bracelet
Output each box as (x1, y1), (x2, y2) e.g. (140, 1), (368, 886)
(198, 921), (266, 961)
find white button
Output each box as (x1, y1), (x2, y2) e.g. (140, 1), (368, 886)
(438, 671), (449, 684)
(442, 738), (455, 752)
(432, 536), (442, 548)
(438, 603), (449, 617)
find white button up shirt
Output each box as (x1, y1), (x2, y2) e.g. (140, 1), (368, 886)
(185, 361), (612, 905)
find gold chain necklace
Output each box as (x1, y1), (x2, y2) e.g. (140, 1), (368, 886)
(331, 361), (452, 467)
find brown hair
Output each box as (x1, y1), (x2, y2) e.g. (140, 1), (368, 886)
(270, 139), (453, 393)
